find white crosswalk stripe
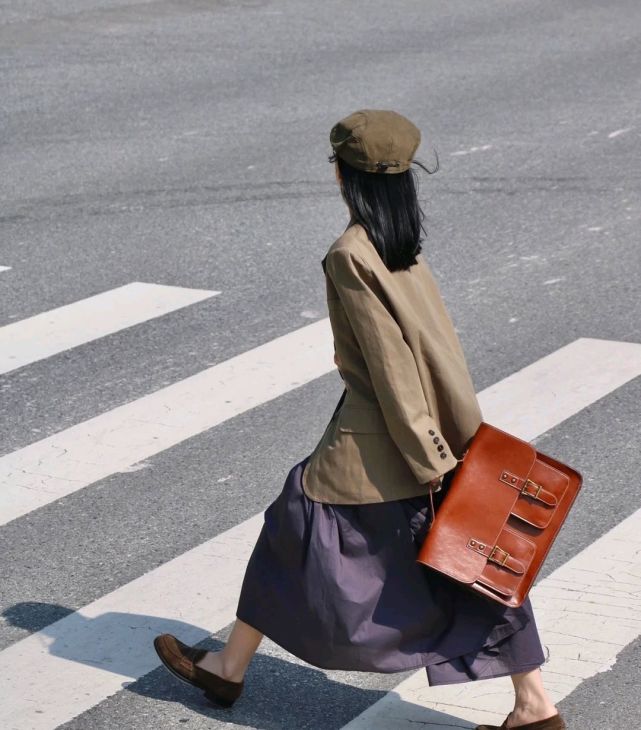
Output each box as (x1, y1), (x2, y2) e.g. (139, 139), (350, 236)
(341, 507), (641, 729)
(1, 336), (640, 730)
(0, 514), (265, 730)
(473, 337), (641, 439)
(0, 318), (334, 526)
(2, 334), (639, 528)
(0, 282), (218, 375)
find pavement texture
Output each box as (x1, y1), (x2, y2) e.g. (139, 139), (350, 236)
(1, 1), (640, 729)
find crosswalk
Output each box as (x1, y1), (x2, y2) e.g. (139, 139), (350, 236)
(0, 314), (333, 526)
(1, 281), (641, 730)
(0, 282), (219, 376)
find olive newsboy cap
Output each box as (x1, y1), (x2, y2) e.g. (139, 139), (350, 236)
(330, 109), (421, 174)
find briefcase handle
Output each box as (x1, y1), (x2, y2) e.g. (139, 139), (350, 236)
(428, 447), (469, 523)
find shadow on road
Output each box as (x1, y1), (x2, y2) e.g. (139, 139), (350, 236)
(2, 601), (476, 728)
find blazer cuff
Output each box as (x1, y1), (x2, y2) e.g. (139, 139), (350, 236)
(408, 446), (458, 484)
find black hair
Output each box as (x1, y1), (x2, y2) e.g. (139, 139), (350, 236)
(328, 151), (439, 272)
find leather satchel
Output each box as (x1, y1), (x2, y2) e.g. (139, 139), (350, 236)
(416, 421), (582, 607)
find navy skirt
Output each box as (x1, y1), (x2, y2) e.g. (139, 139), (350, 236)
(236, 455), (546, 685)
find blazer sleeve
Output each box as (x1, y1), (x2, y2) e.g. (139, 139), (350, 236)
(325, 248), (459, 484)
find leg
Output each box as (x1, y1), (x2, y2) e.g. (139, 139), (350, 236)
(507, 667), (558, 727)
(195, 618), (263, 683)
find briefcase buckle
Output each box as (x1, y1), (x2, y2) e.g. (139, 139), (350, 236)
(489, 545), (510, 566)
(521, 479), (542, 500)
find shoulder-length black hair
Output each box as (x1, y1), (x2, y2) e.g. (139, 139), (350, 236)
(328, 151), (439, 272)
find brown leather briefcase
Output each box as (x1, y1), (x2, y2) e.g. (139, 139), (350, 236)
(416, 421), (582, 607)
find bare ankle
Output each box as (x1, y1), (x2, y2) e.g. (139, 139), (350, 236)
(510, 699), (558, 726)
(219, 653), (246, 683)
(515, 693), (549, 708)
(196, 649), (245, 682)
(508, 667), (558, 726)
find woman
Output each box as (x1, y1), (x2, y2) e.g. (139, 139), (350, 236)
(153, 109), (566, 730)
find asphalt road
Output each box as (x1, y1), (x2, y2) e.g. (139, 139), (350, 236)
(1, 1), (640, 729)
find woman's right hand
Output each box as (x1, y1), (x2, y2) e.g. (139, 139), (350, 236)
(424, 477), (442, 493)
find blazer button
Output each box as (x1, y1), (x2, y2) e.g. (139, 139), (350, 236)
(440, 452), (448, 459)
(437, 444), (444, 451)
(433, 436), (439, 444)
(428, 429), (435, 435)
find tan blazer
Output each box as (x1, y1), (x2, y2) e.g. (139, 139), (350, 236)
(301, 220), (483, 504)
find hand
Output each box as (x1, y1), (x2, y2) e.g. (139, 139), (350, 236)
(424, 477), (442, 493)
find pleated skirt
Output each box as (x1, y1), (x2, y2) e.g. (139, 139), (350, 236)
(236, 455), (546, 685)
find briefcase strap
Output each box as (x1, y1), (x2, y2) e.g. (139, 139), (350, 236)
(466, 538), (526, 576)
(499, 469), (557, 507)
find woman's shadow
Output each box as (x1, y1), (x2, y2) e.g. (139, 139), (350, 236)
(4, 601), (475, 729)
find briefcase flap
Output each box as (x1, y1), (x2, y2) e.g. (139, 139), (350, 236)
(468, 422), (538, 486)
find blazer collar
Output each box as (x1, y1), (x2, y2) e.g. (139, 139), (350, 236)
(344, 212), (358, 231)
(322, 214), (361, 272)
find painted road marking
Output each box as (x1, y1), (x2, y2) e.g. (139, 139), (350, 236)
(450, 144), (493, 156)
(476, 337), (641, 441)
(0, 266), (11, 273)
(341, 507), (641, 729)
(2, 336), (640, 528)
(607, 127), (633, 139)
(1, 338), (640, 730)
(0, 332), (634, 527)
(0, 318), (334, 526)
(0, 513), (265, 730)
(0, 282), (218, 375)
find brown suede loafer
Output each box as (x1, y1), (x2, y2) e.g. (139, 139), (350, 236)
(475, 711), (566, 730)
(153, 633), (244, 708)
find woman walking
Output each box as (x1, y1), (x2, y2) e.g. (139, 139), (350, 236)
(153, 109), (566, 730)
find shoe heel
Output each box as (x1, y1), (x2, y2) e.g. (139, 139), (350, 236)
(203, 689), (236, 708)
